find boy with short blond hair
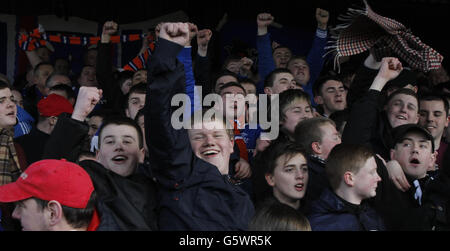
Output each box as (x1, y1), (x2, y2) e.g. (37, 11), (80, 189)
(279, 89), (314, 140)
(146, 23), (254, 230)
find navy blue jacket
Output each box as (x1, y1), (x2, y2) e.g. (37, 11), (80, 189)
(145, 38), (254, 231)
(304, 155), (330, 213)
(307, 188), (385, 231)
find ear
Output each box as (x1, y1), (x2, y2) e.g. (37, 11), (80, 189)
(265, 173), (275, 187)
(138, 147), (146, 164)
(69, 98), (76, 106)
(49, 116), (58, 126)
(414, 113), (419, 124)
(429, 151), (437, 170)
(314, 96), (324, 105)
(390, 149), (396, 161)
(95, 149), (101, 161)
(46, 200), (64, 227)
(32, 74), (39, 85)
(125, 108), (130, 118)
(43, 87), (50, 96)
(413, 86), (418, 93)
(343, 171), (354, 187)
(311, 141), (321, 155)
(229, 137), (235, 154)
(264, 87), (272, 95)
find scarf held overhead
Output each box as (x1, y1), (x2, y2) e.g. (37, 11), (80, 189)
(327, 0), (443, 73)
(18, 25), (155, 72)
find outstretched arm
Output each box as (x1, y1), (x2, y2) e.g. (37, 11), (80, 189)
(304, 8), (329, 97)
(343, 58), (403, 146)
(96, 21), (118, 105)
(256, 13), (276, 94)
(145, 23), (193, 181)
(43, 87), (102, 161)
(177, 23), (198, 115)
(194, 29), (213, 95)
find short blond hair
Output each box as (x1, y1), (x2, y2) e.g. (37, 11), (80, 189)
(189, 109), (234, 139)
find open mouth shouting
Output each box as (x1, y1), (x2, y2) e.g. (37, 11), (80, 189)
(112, 155), (128, 164)
(294, 183), (305, 192)
(201, 149), (220, 158)
(409, 157), (421, 167)
(6, 111), (16, 118)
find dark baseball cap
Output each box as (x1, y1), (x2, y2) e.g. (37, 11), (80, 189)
(391, 124), (435, 152)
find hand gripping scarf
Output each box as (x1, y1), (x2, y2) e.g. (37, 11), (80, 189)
(326, 0), (444, 73)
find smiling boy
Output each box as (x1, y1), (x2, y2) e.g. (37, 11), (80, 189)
(145, 23), (254, 230)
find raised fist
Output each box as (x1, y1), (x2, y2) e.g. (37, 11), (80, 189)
(315, 8), (329, 29)
(197, 29), (212, 49)
(377, 57), (403, 82)
(240, 57), (254, 72)
(187, 23), (198, 44)
(257, 13), (274, 28)
(159, 23), (190, 47)
(72, 87), (103, 122)
(102, 21), (118, 36)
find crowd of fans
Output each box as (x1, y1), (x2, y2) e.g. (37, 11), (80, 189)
(0, 2), (448, 231)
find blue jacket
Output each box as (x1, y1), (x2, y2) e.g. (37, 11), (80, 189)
(256, 28), (327, 106)
(307, 188), (385, 231)
(303, 155), (330, 214)
(14, 105), (35, 138)
(177, 46), (196, 115)
(145, 38), (255, 231)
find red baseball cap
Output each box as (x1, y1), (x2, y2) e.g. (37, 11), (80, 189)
(37, 94), (74, 117)
(0, 159), (94, 209)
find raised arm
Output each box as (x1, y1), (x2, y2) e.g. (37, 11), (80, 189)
(96, 21), (118, 105)
(177, 23), (198, 115)
(43, 87), (102, 161)
(145, 23), (193, 180)
(343, 57), (403, 146)
(194, 29), (213, 95)
(304, 8), (329, 98)
(256, 13), (276, 94)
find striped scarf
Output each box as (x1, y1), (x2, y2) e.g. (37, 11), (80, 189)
(233, 120), (249, 161)
(0, 128), (21, 185)
(327, 0), (443, 73)
(123, 48), (153, 72)
(18, 25), (155, 51)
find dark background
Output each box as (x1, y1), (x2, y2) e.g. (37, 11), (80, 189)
(1, 0), (449, 69)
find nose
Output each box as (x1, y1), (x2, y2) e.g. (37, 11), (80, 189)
(7, 98), (15, 108)
(399, 104), (408, 113)
(114, 142), (125, 151)
(376, 173), (382, 182)
(203, 135), (216, 146)
(12, 205), (20, 220)
(411, 144), (420, 154)
(427, 113), (434, 122)
(295, 169), (305, 179)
